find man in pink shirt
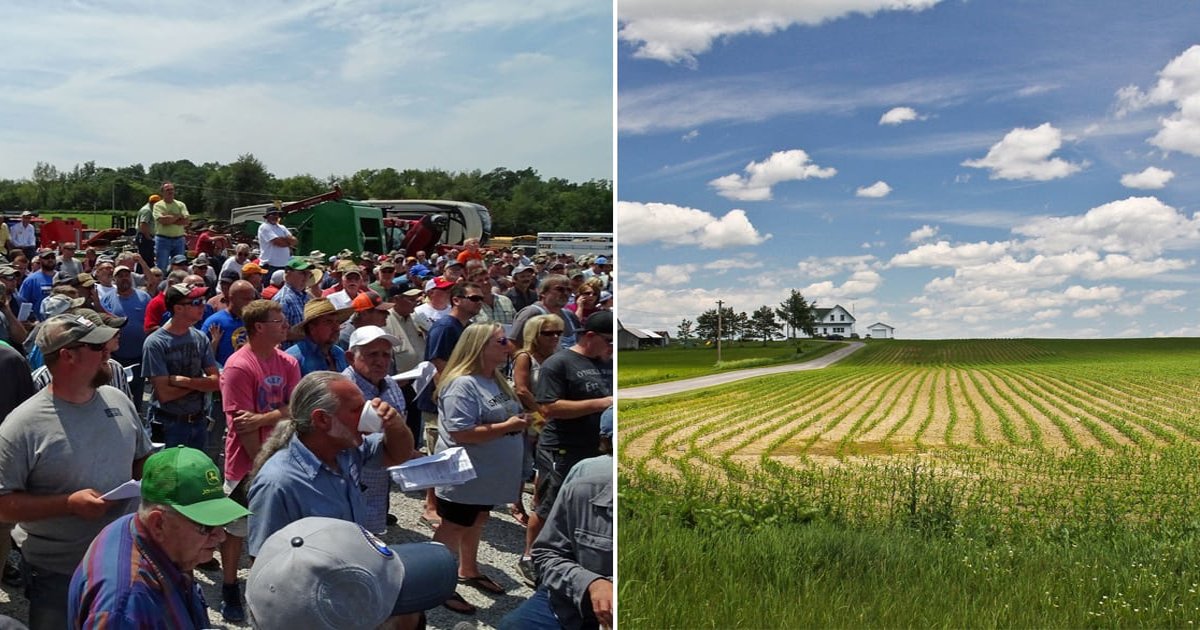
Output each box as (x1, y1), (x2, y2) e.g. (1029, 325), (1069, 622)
(216, 298), (300, 622)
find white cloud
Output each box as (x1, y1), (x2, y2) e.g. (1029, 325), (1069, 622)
(880, 106), (922, 125)
(617, 201), (772, 248)
(630, 263), (698, 286)
(618, 0), (943, 66)
(702, 257), (764, 272)
(1119, 166), (1175, 189)
(907, 225), (939, 243)
(962, 123), (1086, 181)
(1142, 289), (1186, 305)
(856, 181), (892, 198)
(681, 129), (700, 142)
(1014, 196), (1200, 258)
(795, 255), (878, 278)
(1115, 45), (1200, 156)
(889, 240), (1011, 268)
(1063, 285), (1123, 301)
(709, 149), (836, 201)
(1073, 305), (1109, 319)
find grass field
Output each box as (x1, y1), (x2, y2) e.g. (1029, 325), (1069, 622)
(619, 338), (1200, 628)
(618, 339), (843, 387)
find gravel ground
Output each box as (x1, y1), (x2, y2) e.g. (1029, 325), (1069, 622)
(0, 489), (535, 629)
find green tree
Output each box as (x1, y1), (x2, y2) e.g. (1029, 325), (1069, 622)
(749, 305), (782, 345)
(677, 319), (694, 344)
(777, 289), (816, 342)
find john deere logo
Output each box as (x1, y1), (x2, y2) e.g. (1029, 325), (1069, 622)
(206, 469), (219, 486)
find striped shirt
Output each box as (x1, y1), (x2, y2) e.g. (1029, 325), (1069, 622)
(31, 359), (134, 402)
(68, 513), (209, 629)
(343, 366), (406, 534)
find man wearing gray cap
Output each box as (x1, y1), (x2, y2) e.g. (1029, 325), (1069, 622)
(247, 516), (455, 630)
(0, 314), (154, 629)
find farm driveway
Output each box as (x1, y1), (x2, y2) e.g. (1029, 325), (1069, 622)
(621, 342), (865, 399)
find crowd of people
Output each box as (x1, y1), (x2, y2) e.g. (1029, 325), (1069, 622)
(0, 183), (614, 629)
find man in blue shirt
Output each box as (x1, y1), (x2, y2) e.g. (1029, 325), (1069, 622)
(101, 264), (151, 413)
(202, 280), (257, 366)
(19, 250), (57, 320)
(246, 371), (411, 555)
(285, 298), (351, 375)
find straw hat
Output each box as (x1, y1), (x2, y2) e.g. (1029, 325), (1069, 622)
(290, 298), (352, 338)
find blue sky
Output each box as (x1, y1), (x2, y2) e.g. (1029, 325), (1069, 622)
(617, 1), (1200, 339)
(0, 1), (611, 183)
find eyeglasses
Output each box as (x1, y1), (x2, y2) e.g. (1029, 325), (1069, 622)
(540, 330), (564, 337)
(464, 295), (484, 302)
(165, 508), (220, 536)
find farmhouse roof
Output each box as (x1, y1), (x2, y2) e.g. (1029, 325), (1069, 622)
(814, 305), (855, 321)
(617, 319), (661, 340)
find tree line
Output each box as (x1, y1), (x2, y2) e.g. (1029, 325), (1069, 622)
(0, 155), (612, 235)
(677, 290), (820, 346)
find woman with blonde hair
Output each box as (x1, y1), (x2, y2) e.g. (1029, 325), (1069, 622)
(508, 314), (560, 522)
(433, 322), (528, 614)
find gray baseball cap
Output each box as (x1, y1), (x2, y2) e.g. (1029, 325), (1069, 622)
(36, 313), (120, 355)
(247, 517), (456, 628)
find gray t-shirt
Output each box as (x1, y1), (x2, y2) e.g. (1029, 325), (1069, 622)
(0, 386), (152, 575)
(142, 326), (217, 416)
(435, 375), (523, 506)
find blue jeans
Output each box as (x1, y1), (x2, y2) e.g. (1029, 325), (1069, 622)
(159, 415), (209, 451)
(499, 587), (561, 630)
(155, 235), (185, 273)
(22, 560), (71, 630)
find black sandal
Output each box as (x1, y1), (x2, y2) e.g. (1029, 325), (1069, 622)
(443, 591), (476, 614)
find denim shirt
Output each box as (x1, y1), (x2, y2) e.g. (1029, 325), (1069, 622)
(531, 455), (613, 630)
(245, 432), (384, 557)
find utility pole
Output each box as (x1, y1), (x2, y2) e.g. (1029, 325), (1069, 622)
(716, 299), (723, 364)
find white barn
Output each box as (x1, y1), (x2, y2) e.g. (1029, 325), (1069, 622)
(867, 322), (895, 339)
(813, 305), (855, 337)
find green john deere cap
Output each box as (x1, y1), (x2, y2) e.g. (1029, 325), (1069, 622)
(141, 446), (250, 526)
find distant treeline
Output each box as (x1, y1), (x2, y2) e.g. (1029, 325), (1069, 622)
(0, 154), (612, 235)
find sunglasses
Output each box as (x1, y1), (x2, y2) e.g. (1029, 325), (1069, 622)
(67, 341), (109, 352)
(540, 330), (564, 337)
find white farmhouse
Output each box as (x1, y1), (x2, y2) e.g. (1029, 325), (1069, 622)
(813, 305), (855, 337)
(867, 322), (895, 339)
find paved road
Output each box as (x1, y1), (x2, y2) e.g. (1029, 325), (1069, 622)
(621, 342), (865, 399)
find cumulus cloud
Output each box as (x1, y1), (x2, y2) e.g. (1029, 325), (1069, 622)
(630, 263), (698, 286)
(889, 240), (1011, 268)
(856, 181), (892, 198)
(708, 149), (836, 201)
(796, 255), (878, 278)
(1014, 196), (1200, 258)
(803, 270), (883, 302)
(618, 0), (943, 66)
(617, 201), (772, 248)
(962, 123), (1086, 181)
(907, 225), (939, 243)
(1115, 45), (1200, 156)
(880, 106), (922, 125)
(1142, 289), (1186, 305)
(1119, 166), (1175, 189)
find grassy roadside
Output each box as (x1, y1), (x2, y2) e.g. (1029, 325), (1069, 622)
(618, 339), (845, 387)
(619, 469), (1200, 628)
